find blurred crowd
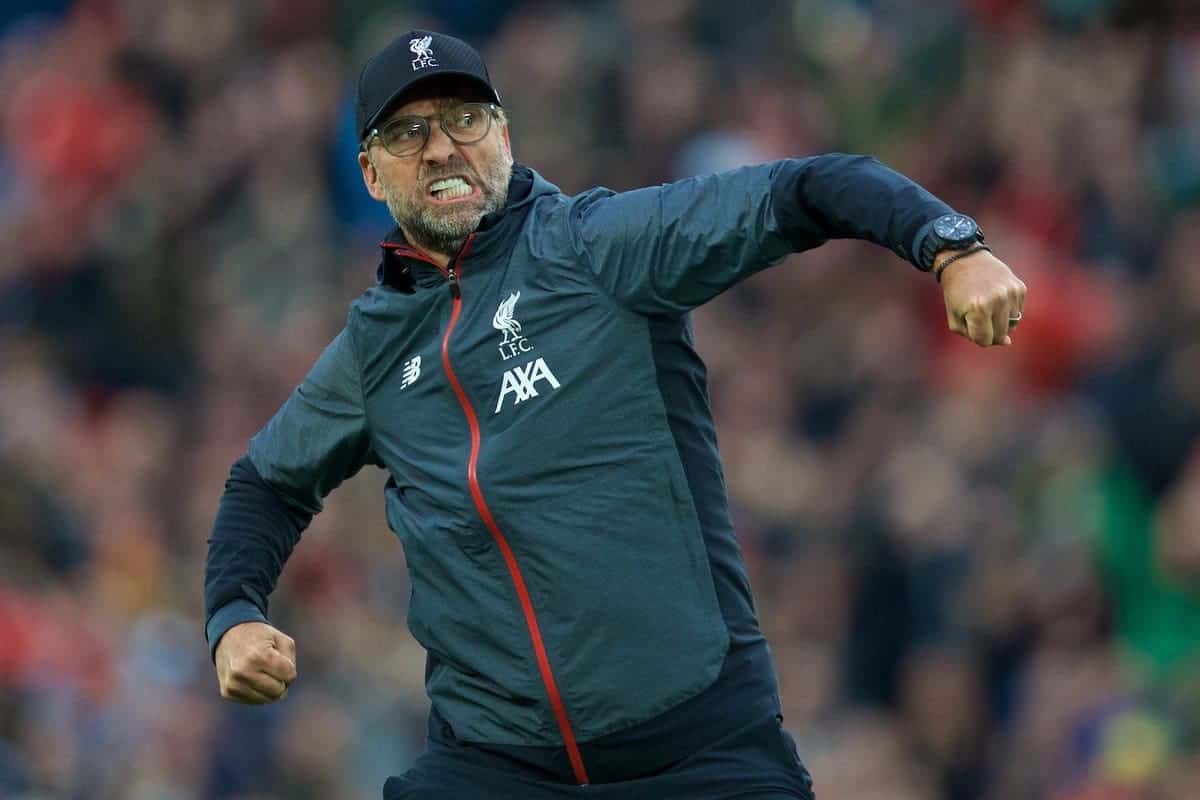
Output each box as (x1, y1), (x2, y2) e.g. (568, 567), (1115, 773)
(2, 0), (1199, 798)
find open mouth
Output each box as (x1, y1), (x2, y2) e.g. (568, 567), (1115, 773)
(428, 176), (478, 204)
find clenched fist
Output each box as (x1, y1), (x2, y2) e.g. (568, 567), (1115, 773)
(938, 248), (1027, 347)
(214, 621), (297, 704)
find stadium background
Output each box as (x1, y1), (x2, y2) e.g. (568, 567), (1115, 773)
(2, 0), (1199, 797)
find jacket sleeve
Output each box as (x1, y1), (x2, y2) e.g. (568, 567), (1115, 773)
(203, 327), (376, 659)
(568, 154), (955, 315)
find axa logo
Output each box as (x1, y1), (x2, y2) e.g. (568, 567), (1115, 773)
(493, 291), (533, 361)
(495, 357), (560, 414)
(400, 355), (421, 389)
(409, 36), (438, 71)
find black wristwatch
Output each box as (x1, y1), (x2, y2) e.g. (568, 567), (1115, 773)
(917, 213), (984, 272)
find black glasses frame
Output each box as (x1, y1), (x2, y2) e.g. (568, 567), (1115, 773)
(362, 102), (498, 157)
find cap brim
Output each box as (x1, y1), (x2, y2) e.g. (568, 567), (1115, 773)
(360, 71), (501, 140)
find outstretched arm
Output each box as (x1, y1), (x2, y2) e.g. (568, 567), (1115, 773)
(570, 153), (1025, 345)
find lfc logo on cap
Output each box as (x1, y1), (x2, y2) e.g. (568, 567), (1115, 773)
(409, 36), (438, 71)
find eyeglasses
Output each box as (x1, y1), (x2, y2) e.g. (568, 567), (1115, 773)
(363, 102), (497, 158)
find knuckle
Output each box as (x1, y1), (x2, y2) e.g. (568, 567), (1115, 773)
(966, 297), (993, 314)
(230, 656), (255, 677)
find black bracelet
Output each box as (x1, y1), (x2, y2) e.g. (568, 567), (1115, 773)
(934, 242), (992, 284)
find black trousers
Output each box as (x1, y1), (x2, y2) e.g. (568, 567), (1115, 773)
(382, 714), (815, 800)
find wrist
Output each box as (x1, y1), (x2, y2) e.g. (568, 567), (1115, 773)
(206, 599), (269, 662)
(934, 242), (992, 284)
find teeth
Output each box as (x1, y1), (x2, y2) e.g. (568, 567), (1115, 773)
(430, 178), (466, 191)
(430, 177), (471, 199)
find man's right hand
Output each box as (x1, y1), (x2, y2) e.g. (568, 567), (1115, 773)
(214, 621), (297, 704)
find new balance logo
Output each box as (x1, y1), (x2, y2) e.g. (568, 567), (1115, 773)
(400, 356), (421, 389)
(495, 357), (561, 414)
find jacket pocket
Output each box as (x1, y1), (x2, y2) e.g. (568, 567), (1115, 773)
(386, 490), (548, 743)
(447, 524), (492, 557)
(513, 444), (730, 739)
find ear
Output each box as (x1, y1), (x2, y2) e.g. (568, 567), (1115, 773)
(359, 150), (388, 202)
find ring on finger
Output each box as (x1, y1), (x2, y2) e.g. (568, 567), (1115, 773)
(1008, 311), (1023, 327)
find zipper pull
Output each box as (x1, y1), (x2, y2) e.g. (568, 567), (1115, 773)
(447, 266), (461, 298)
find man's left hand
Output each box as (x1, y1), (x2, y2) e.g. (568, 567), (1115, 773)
(938, 249), (1027, 347)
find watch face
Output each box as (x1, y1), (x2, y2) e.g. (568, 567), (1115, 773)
(934, 213), (977, 242)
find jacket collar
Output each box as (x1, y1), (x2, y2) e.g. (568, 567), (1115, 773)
(376, 164), (552, 292)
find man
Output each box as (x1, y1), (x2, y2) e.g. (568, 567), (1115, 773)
(204, 30), (1026, 799)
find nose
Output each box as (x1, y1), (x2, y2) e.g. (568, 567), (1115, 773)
(422, 122), (457, 166)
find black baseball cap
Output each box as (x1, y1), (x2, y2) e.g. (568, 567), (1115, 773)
(355, 30), (502, 142)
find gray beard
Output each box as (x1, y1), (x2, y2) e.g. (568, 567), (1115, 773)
(384, 162), (512, 257)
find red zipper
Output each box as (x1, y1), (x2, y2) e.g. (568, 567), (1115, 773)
(438, 234), (590, 786)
